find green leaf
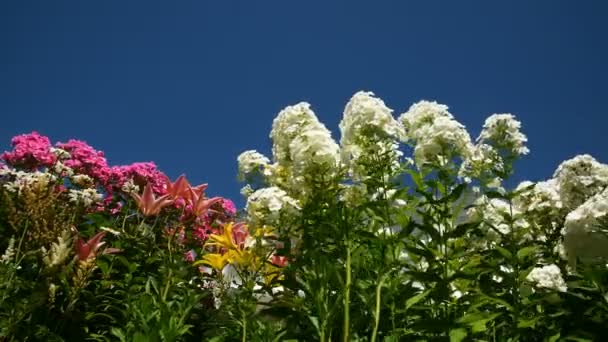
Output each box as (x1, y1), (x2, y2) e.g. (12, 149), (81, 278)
(308, 316), (320, 333)
(495, 246), (512, 260)
(448, 222), (480, 239)
(405, 289), (431, 310)
(516, 316), (540, 328)
(457, 312), (501, 333)
(516, 246), (537, 261)
(449, 328), (468, 342)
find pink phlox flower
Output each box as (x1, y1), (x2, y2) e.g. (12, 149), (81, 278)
(193, 224), (211, 242)
(1, 132), (56, 169)
(56, 139), (111, 185)
(221, 198), (237, 216)
(113, 162), (167, 195)
(184, 249), (197, 262)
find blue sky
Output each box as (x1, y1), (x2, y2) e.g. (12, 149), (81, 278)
(1, 1), (607, 206)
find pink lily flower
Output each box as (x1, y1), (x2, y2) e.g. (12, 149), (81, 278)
(74, 231), (120, 261)
(188, 187), (223, 218)
(164, 174), (209, 207)
(132, 183), (173, 216)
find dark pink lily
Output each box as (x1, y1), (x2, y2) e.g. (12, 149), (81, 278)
(132, 183), (173, 216)
(188, 187), (223, 218)
(74, 231), (120, 261)
(164, 174), (209, 206)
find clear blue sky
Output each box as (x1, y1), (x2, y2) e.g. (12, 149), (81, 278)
(1, 1), (607, 207)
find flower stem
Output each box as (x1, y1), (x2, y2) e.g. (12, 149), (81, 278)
(371, 274), (388, 342)
(343, 238), (352, 342)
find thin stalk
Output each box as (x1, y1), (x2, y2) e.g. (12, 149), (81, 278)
(343, 238), (352, 342)
(241, 310), (247, 342)
(371, 273), (389, 342)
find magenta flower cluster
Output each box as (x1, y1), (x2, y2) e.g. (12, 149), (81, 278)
(1, 131), (56, 169)
(2, 132), (167, 195)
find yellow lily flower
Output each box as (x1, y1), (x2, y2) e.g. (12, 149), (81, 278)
(199, 253), (228, 271)
(206, 222), (240, 250)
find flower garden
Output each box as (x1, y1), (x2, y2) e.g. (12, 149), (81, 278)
(1, 91), (607, 341)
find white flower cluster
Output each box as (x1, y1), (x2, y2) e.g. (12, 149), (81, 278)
(400, 100), (472, 168)
(459, 143), (503, 185)
(553, 154), (608, 211)
(267, 102), (340, 190)
(270, 102), (340, 171)
(53, 161), (74, 177)
(514, 179), (563, 216)
(120, 178), (140, 195)
(1, 237), (15, 264)
(42, 230), (72, 268)
(50, 147), (71, 159)
(340, 91), (404, 178)
(237, 150), (271, 180)
(246, 186), (300, 226)
(2, 170), (57, 194)
(68, 188), (103, 207)
(526, 264), (567, 292)
(469, 197), (529, 238)
(477, 114), (529, 157)
(562, 188), (608, 266)
(71, 174), (94, 188)
(340, 91), (404, 144)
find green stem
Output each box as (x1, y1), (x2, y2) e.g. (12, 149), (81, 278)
(241, 310), (247, 342)
(343, 239), (352, 342)
(162, 269), (172, 303)
(371, 274), (389, 342)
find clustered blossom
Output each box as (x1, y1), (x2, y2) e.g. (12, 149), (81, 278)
(1, 132), (173, 209)
(1, 131), (56, 168)
(400, 101), (472, 168)
(459, 143), (503, 185)
(237, 150), (271, 180)
(56, 139), (112, 185)
(553, 154), (608, 211)
(67, 188), (103, 207)
(526, 264), (567, 292)
(246, 186), (300, 227)
(269, 102), (340, 186)
(562, 188), (608, 266)
(111, 162), (168, 195)
(469, 196), (529, 238)
(514, 179), (563, 216)
(2, 169), (57, 194)
(340, 91), (404, 145)
(340, 91), (404, 180)
(477, 114), (529, 158)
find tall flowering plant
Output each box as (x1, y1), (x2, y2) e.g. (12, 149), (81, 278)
(234, 91), (608, 341)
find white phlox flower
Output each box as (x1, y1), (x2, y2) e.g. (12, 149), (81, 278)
(526, 264), (567, 292)
(562, 188), (608, 267)
(237, 150), (271, 180)
(400, 100), (472, 168)
(477, 113), (529, 157)
(553, 154), (608, 211)
(246, 186), (300, 226)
